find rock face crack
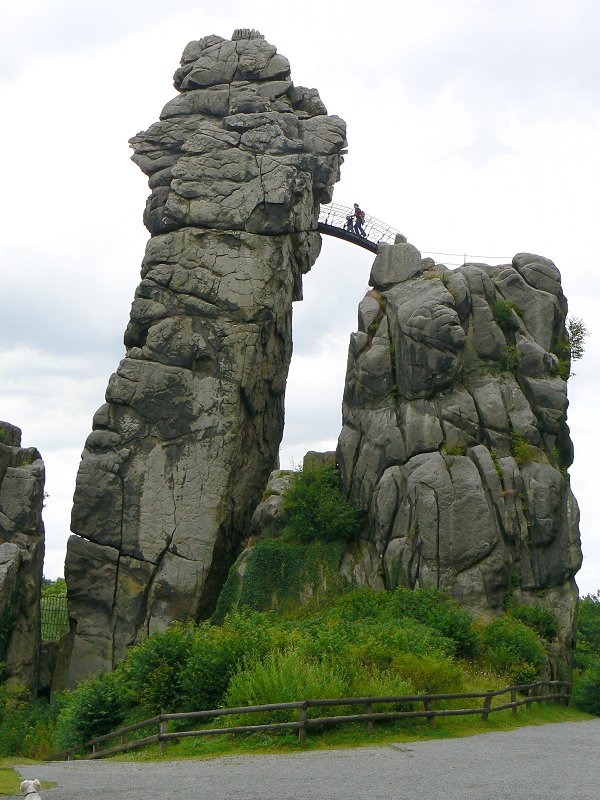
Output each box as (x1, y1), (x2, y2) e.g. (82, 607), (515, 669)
(63, 30), (346, 684)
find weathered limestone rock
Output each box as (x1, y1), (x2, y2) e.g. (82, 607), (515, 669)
(338, 245), (582, 672)
(0, 422), (45, 691)
(65, 30), (346, 683)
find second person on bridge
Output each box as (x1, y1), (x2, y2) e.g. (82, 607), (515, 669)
(353, 203), (366, 237)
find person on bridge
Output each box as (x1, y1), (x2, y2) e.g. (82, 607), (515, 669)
(353, 203), (366, 237)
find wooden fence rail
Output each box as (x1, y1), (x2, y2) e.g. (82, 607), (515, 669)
(46, 679), (570, 761)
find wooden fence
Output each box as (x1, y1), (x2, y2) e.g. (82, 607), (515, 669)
(47, 679), (570, 761)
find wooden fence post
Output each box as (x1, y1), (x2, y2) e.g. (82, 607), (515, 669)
(423, 699), (434, 725)
(364, 702), (374, 732)
(159, 717), (168, 754)
(510, 689), (517, 717)
(481, 691), (493, 721)
(298, 704), (308, 746)
(526, 685), (535, 711)
(565, 682), (571, 707)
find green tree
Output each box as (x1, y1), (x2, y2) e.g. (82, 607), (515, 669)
(567, 316), (589, 361)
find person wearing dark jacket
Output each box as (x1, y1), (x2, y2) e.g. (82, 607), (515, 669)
(353, 203), (366, 237)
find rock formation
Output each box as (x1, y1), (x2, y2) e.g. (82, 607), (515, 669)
(337, 241), (582, 671)
(65, 29), (346, 683)
(0, 422), (45, 691)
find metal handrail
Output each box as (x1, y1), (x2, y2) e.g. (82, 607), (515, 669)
(318, 203), (404, 248)
(317, 203), (513, 265)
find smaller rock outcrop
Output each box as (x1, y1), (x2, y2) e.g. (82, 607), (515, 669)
(0, 422), (45, 691)
(337, 242), (582, 673)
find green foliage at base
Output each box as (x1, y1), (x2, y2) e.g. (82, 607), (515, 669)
(572, 665), (600, 715)
(575, 592), (600, 672)
(572, 592), (600, 716)
(213, 539), (346, 621)
(2, 584), (569, 756)
(0, 680), (64, 759)
(507, 604), (559, 641)
(54, 671), (129, 749)
(477, 617), (547, 683)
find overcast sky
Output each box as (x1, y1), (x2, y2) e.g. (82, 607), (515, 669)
(1, 0), (598, 595)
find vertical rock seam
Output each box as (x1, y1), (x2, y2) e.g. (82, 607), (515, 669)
(65, 29), (346, 683)
(0, 421), (45, 691)
(338, 243), (582, 672)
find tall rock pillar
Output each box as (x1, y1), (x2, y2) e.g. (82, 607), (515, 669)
(65, 29), (346, 683)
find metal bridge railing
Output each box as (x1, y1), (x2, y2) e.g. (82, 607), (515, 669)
(318, 203), (403, 247)
(318, 203), (512, 266)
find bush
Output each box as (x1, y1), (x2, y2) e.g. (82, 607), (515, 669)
(283, 464), (361, 543)
(391, 652), (464, 694)
(41, 577), (67, 597)
(510, 432), (536, 466)
(0, 680), (64, 758)
(478, 617), (546, 682)
(386, 587), (477, 657)
(567, 316), (589, 362)
(575, 592), (600, 671)
(178, 614), (299, 713)
(492, 299), (521, 330)
(119, 622), (197, 713)
(224, 648), (348, 724)
(508, 604), (558, 641)
(573, 665), (600, 715)
(54, 671), (130, 748)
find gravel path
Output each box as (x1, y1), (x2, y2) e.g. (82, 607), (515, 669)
(13, 720), (599, 800)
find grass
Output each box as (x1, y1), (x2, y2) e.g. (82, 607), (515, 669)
(0, 759), (54, 795)
(109, 703), (590, 763)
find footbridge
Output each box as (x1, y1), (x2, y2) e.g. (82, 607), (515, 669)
(317, 203), (403, 253)
(318, 203), (513, 268)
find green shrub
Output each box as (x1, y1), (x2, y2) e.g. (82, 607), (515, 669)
(0, 681), (63, 759)
(572, 665), (600, 715)
(510, 432), (536, 466)
(177, 614), (299, 713)
(508, 604), (559, 641)
(119, 623), (197, 713)
(282, 464), (361, 543)
(386, 587), (477, 657)
(224, 648), (348, 724)
(41, 577), (67, 597)
(54, 671), (130, 748)
(567, 316), (589, 362)
(575, 592), (600, 671)
(391, 652), (464, 694)
(478, 617), (546, 682)
(492, 299), (521, 330)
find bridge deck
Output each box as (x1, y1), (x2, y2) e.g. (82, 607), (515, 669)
(317, 222), (378, 253)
